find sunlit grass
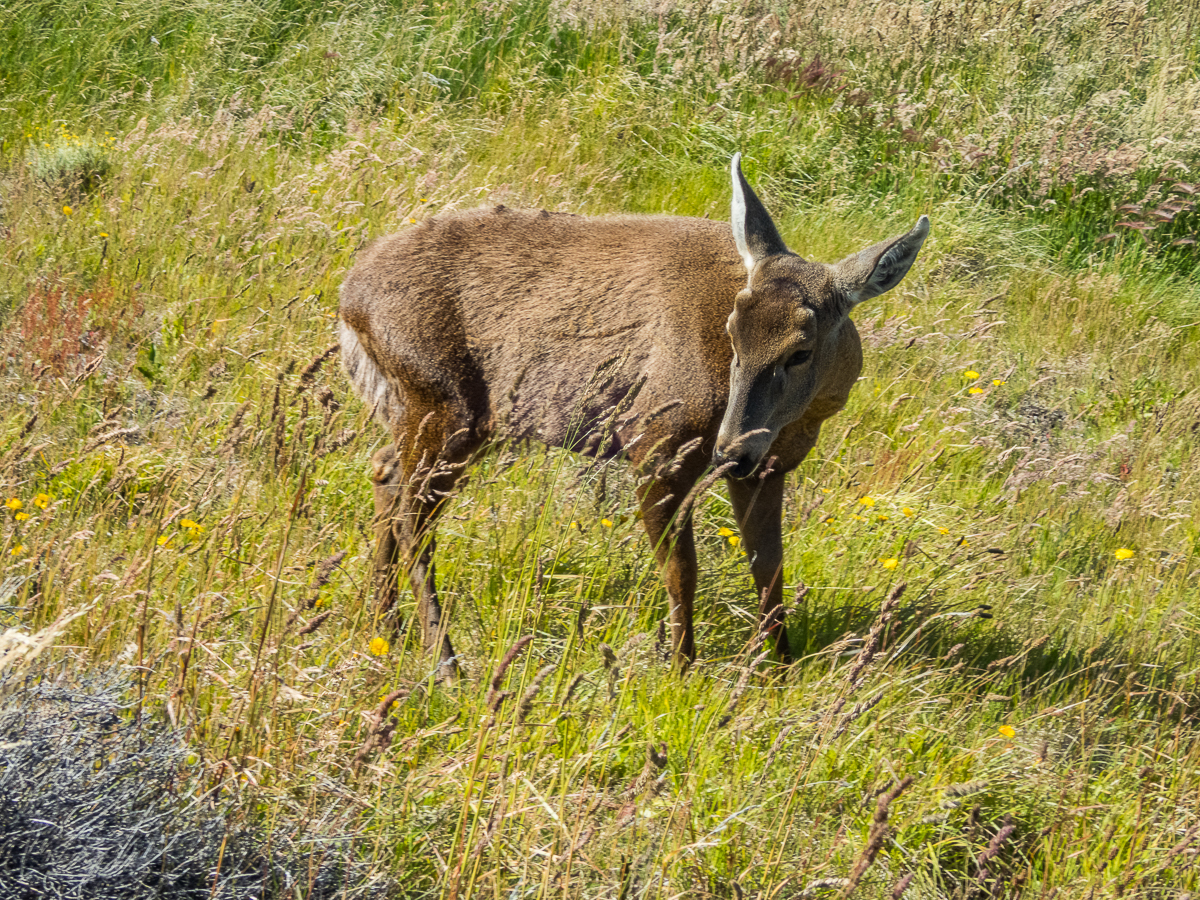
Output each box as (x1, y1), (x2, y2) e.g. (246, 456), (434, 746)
(1, 0), (1199, 896)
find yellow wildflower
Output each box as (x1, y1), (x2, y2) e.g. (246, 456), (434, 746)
(369, 636), (390, 657)
(858, 496), (875, 508)
(1115, 548), (1134, 561)
(62, 205), (73, 216)
(877, 514), (889, 522)
(717, 527), (735, 538)
(968, 386), (984, 395)
(9, 544), (24, 556)
(901, 507), (914, 517)
(601, 518), (613, 528)
(998, 724), (1016, 739)
(5, 498), (21, 511)
(157, 534), (172, 547)
(14, 512), (29, 522)
(34, 493), (51, 509)
(992, 379), (1006, 386)
(728, 535), (740, 547)
(964, 370), (980, 380)
(938, 527), (949, 535)
(881, 558), (899, 570)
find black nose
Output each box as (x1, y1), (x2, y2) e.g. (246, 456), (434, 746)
(713, 450), (756, 480)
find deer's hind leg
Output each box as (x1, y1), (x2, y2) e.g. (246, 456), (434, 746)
(372, 406), (485, 680)
(371, 444), (406, 624)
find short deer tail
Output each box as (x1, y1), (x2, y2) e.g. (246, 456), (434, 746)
(339, 319), (402, 430)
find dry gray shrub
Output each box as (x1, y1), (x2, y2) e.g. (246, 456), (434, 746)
(0, 668), (389, 900)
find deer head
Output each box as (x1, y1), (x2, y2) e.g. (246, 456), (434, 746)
(714, 154), (929, 478)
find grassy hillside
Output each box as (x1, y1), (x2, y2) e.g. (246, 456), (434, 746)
(2, 0), (1200, 896)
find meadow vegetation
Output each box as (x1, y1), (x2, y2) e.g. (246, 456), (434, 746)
(2, 0), (1200, 896)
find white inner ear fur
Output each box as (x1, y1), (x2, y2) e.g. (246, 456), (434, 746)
(730, 153), (755, 273)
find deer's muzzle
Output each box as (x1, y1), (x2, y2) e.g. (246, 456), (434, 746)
(712, 446), (759, 480)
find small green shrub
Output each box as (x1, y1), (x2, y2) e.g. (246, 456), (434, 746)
(27, 133), (112, 197)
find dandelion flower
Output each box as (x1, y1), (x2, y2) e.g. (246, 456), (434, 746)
(728, 535), (740, 547)
(938, 527), (949, 535)
(998, 724), (1016, 739)
(881, 558), (899, 570)
(1115, 547), (1135, 560)
(992, 379), (1006, 386)
(33, 494), (50, 509)
(157, 534), (172, 547)
(968, 386), (984, 395)
(369, 636), (390, 657)
(601, 518), (613, 528)
(901, 507), (914, 517)
(964, 370), (980, 380)
(858, 496), (875, 508)
(99, 232), (109, 238)
(5, 499), (21, 511)
(180, 518), (199, 530)
(717, 527), (735, 538)
(9, 544), (25, 556)
(568, 521), (579, 530)
(63, 205), (73, 216)
(877, 514), (889, 522)
(14, 512), (29, 522)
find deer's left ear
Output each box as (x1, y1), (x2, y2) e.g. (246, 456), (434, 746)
(730, 153), (791, 274)
(832, 215), (930, 306)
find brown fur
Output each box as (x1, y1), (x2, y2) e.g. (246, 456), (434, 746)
(340, 156), (928, 675)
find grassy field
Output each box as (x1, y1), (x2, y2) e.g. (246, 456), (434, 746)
(2, 0), (1200, 896)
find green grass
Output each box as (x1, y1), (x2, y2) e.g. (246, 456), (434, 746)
(2, 0), (1200, 897)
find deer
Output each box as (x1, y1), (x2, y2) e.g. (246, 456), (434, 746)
(340, 154), (929, 679)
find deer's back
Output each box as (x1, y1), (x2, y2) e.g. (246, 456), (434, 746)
(341, 206), (747, 456)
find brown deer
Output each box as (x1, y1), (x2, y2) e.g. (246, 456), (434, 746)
(340, 154), (928, 677)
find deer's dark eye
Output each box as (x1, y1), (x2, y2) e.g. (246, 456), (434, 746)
(786, 349), (812, 368)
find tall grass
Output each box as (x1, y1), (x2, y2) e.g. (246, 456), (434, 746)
(1, 0), (1199, 896)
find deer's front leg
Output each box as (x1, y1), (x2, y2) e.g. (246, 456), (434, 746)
(726, 471), (790, 660)
(638, 467), (704, 669)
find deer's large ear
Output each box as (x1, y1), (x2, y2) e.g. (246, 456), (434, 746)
(832, 215), (929, 307)
(730, 153), (790, 274)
